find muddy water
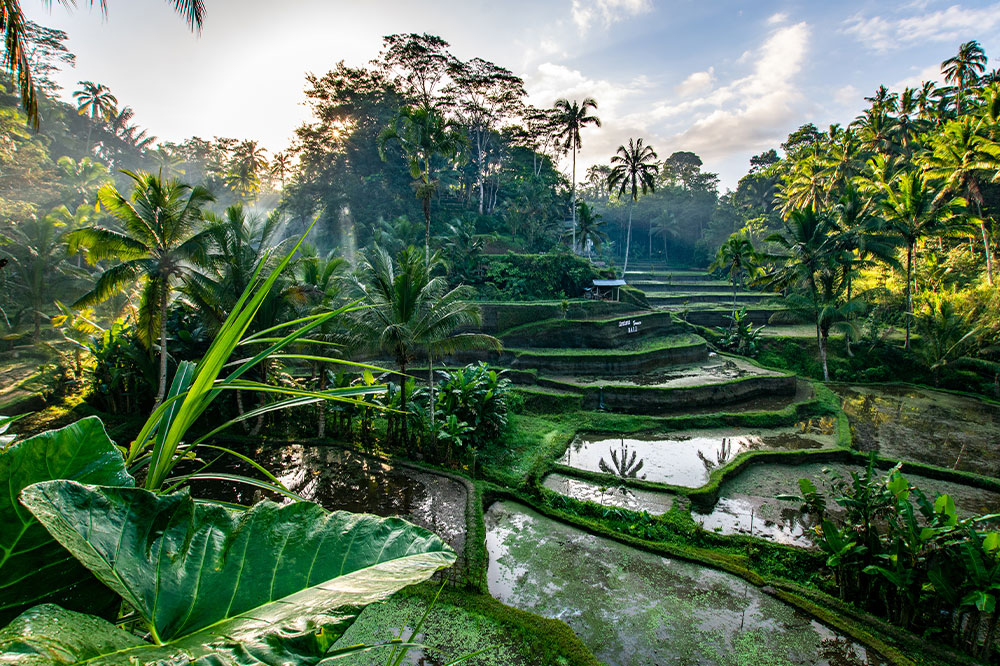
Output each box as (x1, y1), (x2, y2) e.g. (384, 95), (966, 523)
(559, 421), (836, 488)
(697, 461), (1000, 547)
(542, 472), (674, 514)
(187, 445), (468, 554)
(833, 384), (1000, 477)
(486, 501), (879, 666)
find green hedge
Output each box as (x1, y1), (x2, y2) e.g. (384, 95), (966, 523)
(472, 253), (602, 301)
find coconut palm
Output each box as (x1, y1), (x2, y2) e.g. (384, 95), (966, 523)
(73, 80), (117, 153)
(779, 156), (828, 216)
(710, 233), (759, 309)
(379, 104), (467, 263)
(552, 97), (601, 249)
(226, 139), (269, 200)
(2, 211), (87, 341)
(270, 151), (293, 188)
(148, 146), (186, 180)
(574, 200), (607, 260)
(941, 40), (988, 115)
(877, 170), (967, 350)
(66, 171), (214, 405)
(55, 155), (111, 207)
(5, 1), (204, 128)
(765, 206), (841, 380)
(607, 137), (658, 276)
(923, 116), (1000, 284)
(346, 246), (499, 447)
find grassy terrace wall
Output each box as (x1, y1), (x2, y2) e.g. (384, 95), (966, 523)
(500, 310), (684, 348)
(531, 371), (797, 414)
(505, 335), (707, 375)
(476, 299), (641, 335)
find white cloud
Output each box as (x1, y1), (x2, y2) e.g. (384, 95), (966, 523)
(767, 12), (789, 25)
(675, 67), (715, 96)
(843, 3), (1000, 54)
(892, 63), (944, 90)
(571, 0), (652, 33)
(833, 84), (861, 107)
(664, 22), (811, 159)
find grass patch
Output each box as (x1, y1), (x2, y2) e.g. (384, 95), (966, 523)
(332, 582), (601, 666)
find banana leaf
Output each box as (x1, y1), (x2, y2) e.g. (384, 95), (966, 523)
(0, 418), (133, 624)
(0, 481), (455, 664)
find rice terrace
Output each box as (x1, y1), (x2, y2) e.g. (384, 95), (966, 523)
(3, 1), (1000, 665)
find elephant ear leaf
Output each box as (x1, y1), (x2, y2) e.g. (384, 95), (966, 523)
(0, 417), (133, 624)
(8, 481), (455, 665)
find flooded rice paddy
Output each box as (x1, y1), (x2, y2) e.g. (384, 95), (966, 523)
(558, 421), (836, 488)
(833, 384), (1000, 477)
(542, 472), (674, 514)
(189, 445), (468, 553)
(486, 501), (879, 666)
(695, 461), (1000, 546)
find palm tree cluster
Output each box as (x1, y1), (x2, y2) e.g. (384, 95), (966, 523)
(755, 40), (1000, 383)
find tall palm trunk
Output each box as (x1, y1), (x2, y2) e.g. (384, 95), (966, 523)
(570, 147), (577, 252)
(154, 285), (169, 407)
(398, 361), (409, 447)
(428, 354), (435, 438)
(422, 195), (431, 266)
(622, 203), (634, 277)
(977, 201), (993, 285)
(904, 242), (914, 350)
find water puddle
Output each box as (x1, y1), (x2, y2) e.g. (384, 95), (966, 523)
(559, 422), (836, 488)
(542, 472), (674, 514)
(187, 445), (468, 553)
(486, 501), (881, 666)
(833, 384), (1000, 477)
(699, 461), (1000, 546)
(553, 354), (784, 388)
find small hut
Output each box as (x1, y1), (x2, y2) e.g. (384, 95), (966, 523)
(591, 279), (626, 301)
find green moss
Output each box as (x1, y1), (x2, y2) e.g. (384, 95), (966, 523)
(332, 583), (601, 666)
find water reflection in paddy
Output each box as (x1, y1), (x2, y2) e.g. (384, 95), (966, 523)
(542, 472), (674, 514)
(697, 461), (1000, 547)
(187, 445), (468, 553)
(559, 421), (836, 488)
(486, 501), (880, 666)
(833, 384), (1000, 477)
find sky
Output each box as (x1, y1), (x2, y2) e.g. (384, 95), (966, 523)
(23, 0), (1000, 190)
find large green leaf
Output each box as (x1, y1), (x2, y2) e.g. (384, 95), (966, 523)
(0, 418), (134, 624)
(2, 481), (455, 664)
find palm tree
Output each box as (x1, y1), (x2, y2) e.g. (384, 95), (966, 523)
(5, 0), (204, 128)
(226, 139), (269, 200)
(73, 80), (117, 153)
(923, 116), (1000, 284)
(877, 170), (966, 350)
(2, 211), (86, 341)
(552, 97), (601, 249)
(66, 171), (214, 405)
(607, 137), (658, 276)
(379, 104), (467, 263)
(941, 40), (988, 115)
(829, 188), (899, 356)
(574, 200), (607, 260)
(779, 156), (827, 216)
(765, 206), (840, 380)
(148, 146), (186, 180)
(270, 151), (293, 188)
(710, 233), (759, 309)
(347, 246), (499, 447)
(55, 155), (111, 207)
